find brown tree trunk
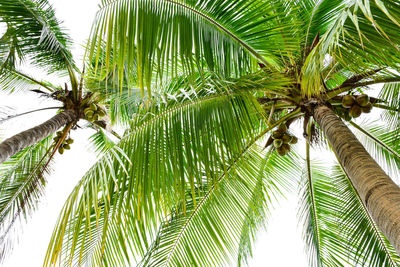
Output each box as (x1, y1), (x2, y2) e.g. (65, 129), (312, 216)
(0, 110), (77, 164)
(313, 104), (400, 254)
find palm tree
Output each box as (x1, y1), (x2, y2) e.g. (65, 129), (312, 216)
(2, 0), (400, 266)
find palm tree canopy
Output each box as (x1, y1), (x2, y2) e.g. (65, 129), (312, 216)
(0, 0), (400, 266)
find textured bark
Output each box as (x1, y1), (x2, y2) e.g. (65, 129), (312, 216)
(313, 105), (400, 254)
(0, 110), (77, 164)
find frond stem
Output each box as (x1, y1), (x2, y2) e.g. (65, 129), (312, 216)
(0, 107), (62, 124)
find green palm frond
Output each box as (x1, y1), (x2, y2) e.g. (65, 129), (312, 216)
(0, 0), (75, 75)
(350, 120), (400, 180)
(87, 0), (299, 96)
(329, 163), (400, 266)
(302, 0), (400, 96)
(299, 146), (400, 266)
(139, 149), (298, 267)
(0, 67), (58, 93)
(88, 128), (116, 155)
(44, 88), (264, 266)
(378, 81), (400, 131)
(0, 134), (54, 263)
(299, 143), (343, 267)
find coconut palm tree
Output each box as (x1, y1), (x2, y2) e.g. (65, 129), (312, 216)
(2, 0), (400, 266)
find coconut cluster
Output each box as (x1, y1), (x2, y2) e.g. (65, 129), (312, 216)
(84, 103), (106, 122)
(340, 94), (372, 120)
(271, 124), (298, 156)
(53, 131), (74, 154)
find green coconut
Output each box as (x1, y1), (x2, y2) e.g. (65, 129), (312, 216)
(58, 147), (64, 154)
(361, 102), (373, 113)
(342, 95), (355, 108)
(274, 139), (283, 148)
(282, 134), (293, 144)
(85, 110), (94, 118)
(277, 123), (288, 133)
(349, 104), (362, 118)
(276, 146), (286, 156)
(66, 138), (74, 144)
(272, 131), (283, 139)
(356, 94), (370, 107)
(282, 143), (291, 153)
(290, 136), (298, 144)
(97, 109), (106, 117)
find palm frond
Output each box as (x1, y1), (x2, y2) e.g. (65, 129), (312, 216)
(302, 0), (400, 96)
(87, 0), (299, 96)
(298, 143), (340, 267)
(88, 128), (116, 155)
(0, 67), (58, 93)
(378, 81), (400, 131)
(139, 148), (299, 267)
(0, 134), (54, 263)
(44, 88), (264, 266)
(350, 120), (400, 181)
(328, 163), (400, 266)
(0, 0), (75, 74)
(299, 149), (400, 266)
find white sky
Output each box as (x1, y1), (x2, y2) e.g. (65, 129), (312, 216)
(1, 1), (312, 266)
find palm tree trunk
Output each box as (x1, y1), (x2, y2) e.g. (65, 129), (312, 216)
(0, 110), (77, 164)
(313, 104), (400, 254)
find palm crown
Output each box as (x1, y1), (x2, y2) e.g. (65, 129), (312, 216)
(1, 0), (400, 266)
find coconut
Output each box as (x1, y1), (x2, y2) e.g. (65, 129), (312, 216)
(85, 110), (94, 118)
(58, 147), (64, 154)
(66, 138), (74, 144)
(277, 123), (288, 133)
(349, 105), (362, 118)
(64, 144), (71, 150)
(276, 146), (286, 156)
(272, 131), (283, 139)
(342, 95), (355, 108)
(290, 136), (298, 144)
(356, 94), (370, 107)
(98, 109), (106, 117)
(274, 139), (283, 148)
(282, 134), (293, 144)
(361, 102), (373, 113)
(90, 103), (97, 111)
(282, 144), (291, 153)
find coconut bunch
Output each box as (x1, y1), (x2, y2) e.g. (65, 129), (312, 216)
(270, 124), (298, 156)
(340, 94), (373, 119)
(84, 103), (106, 122)
(53, 131), (74, 154)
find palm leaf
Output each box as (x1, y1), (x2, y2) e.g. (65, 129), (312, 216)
(87, 0), (298, 96)
(299, 146), (400, 266)
(302, 0), (400, 96)
(0, 134), (54, 263)
(139, 148), (299, 267)
(0, 0), (75, 74)
(44, 88), (263, 266)
(350, 120), (400, 180)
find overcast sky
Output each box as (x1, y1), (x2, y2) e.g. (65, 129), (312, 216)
(2, 1), (311, 266)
